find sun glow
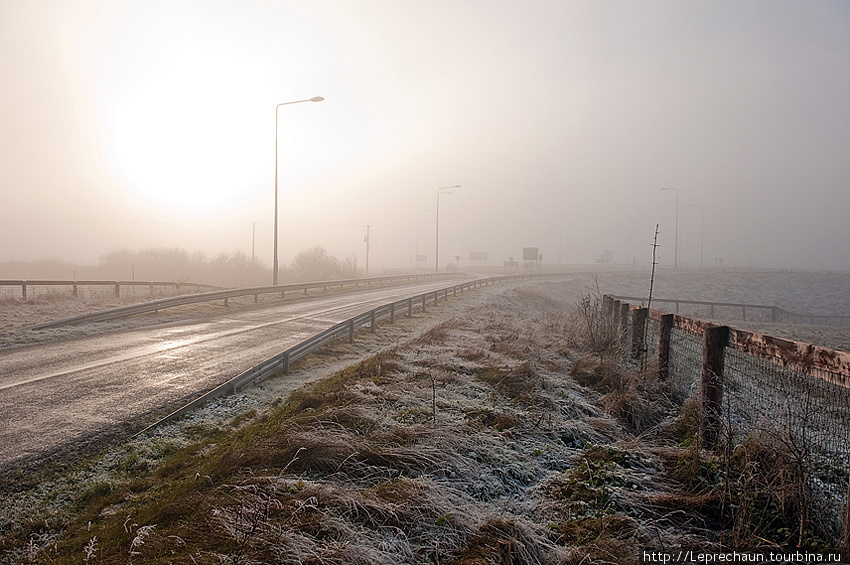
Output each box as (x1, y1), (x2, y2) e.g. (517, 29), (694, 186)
(106, 47), (272, 215)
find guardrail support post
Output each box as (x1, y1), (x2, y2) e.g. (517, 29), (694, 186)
(409, 298), (413, 317)
(349, 319), (355, 343)
(631, 308), (647, 359)
(72, 283), (78, 298)
(282, 352), (290, 374)
(224, 297), (229, 306)
(370, 310), (376, 333)
(422, 295), (427, 313)
(433, 291), (438, 306)
(21, 282), (27, 300)
(390, 303), (395, 323)
(700, 325), (729, 448)
(658, 314), (673, 381)
(114, 283), (120, 297)
(254, 294), (258, 303)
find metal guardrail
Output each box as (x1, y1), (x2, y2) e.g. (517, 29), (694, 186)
(133, 272), (567, 436)
(26, 273), (466, 330)
(612, 294), (850, 326)
(0, 279), (221, 300)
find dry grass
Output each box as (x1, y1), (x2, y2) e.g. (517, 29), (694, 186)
(3, 281), (844, 564)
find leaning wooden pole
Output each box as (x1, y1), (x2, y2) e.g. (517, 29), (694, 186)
(642, 224), (660, 371)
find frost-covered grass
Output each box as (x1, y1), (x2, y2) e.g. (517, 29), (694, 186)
(2, 274), (848, 563)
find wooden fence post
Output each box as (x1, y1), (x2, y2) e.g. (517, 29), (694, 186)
(658, 314), (673, 381)
(700, 325), (729, 448)
(619, 302), (630, 343)
(843, 472), (850, 560)
(612, 299), (621, 329)
(631, 308), (647, 359)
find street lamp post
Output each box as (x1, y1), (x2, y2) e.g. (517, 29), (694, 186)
(273, 96), (324, 285)
(690, 203), (705, 269)
(435, 185), (461, 273)
(661, 187), (678, 269)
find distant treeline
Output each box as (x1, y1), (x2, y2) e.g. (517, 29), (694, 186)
(0, 246), (361, 289)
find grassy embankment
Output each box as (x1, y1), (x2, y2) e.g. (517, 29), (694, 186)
(2, 284), (840, 564)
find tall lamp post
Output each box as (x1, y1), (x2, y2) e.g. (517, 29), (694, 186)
(661, 187), (678, 269)
(435, 185), (461, 273)
(273, 96), (324, 285)
(690, 203), (704, 268)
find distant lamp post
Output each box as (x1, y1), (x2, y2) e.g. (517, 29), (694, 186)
(273, 96), (324, 285)
(661, 187), (678, 269)
(690, 203), (705, 269)
(435, 185), (461, 273)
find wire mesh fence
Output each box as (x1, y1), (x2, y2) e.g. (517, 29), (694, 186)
(606, 294), (850, 543)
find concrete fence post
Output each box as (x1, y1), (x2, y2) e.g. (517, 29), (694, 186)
(631, 308), (647, 359)
(700, 325), (729, 448)
(658, 314), (674, 381)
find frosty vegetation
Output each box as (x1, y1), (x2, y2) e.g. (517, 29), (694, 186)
(0, 281), (845, 564)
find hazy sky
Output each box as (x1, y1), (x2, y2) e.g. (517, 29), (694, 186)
(2, 0), (850, 272)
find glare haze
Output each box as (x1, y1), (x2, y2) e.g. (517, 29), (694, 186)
(2, 0), (849, 273)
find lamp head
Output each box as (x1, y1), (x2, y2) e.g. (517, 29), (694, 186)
(310, 96), (325, 102)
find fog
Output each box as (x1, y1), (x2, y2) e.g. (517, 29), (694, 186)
(2, 1), (850, 278)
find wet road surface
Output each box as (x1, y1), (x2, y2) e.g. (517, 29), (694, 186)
(0, 279), (471, 471)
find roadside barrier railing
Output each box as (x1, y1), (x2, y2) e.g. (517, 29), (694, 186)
(134, 273), (567, 436)
(25, 273), (467, 330)
(0, 279), (220, 301)
(612, 294), (850, 326)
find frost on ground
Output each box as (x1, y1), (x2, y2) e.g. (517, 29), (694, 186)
(1, 276), (846, 564)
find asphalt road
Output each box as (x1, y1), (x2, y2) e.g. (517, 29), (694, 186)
(0, 279), (473, 472)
